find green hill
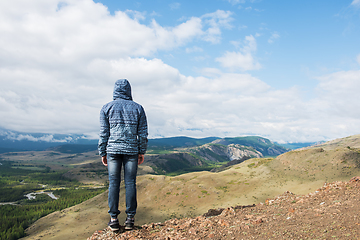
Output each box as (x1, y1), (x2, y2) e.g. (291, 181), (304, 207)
(213, 136), (288, 156)
(21, 134), (360, 240)
(147, 136), (219, 154)
(143, 136), (288, 175)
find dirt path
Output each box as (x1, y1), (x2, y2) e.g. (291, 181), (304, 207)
(88, 176), (360, 239)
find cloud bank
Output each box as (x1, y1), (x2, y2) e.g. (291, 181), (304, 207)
(0, 0), (359, 143)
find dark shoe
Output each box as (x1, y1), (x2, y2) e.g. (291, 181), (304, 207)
(124, 217), (134, 230)
(108, 219), (120, 231)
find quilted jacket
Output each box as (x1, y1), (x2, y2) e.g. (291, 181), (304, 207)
(98, 79), (148, 156)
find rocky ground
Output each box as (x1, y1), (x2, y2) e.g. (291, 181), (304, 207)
(88, 177), (360, 240)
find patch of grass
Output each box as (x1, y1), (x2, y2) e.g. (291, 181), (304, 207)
(165, 166), (215, 176)
(0, 160), (106, 240)
(248, 163), (255, 168)
(11, 166), (46, 171)
(147, 149), (175, 154)
(215, 186), (228, 192)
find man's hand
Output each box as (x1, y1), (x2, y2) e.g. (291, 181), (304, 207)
(102, 155), (108, 166)
(138, 154), (144, 165)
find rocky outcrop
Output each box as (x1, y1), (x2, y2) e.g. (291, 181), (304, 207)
(226, 144), (262, 160)
(187, 143), (262, 163)
(88, 177), (360, 240)
(187, 144), (229, 162)
(143, 137), (284, 174)
(211, 136), (288, 156)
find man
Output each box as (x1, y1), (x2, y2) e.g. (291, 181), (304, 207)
(98, 79), (148, 231)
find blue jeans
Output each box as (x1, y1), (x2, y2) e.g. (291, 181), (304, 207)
(107, 154), (138, 219)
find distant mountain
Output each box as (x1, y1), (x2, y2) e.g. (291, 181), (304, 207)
(277, 142), (324, 149)
(0, 128), (302, 159)
(1, 130), (290, 175)
(47, 144), (98, 154)
(0, 128), (97, 153)
(144, 136), (289, 175)
(212, 136), (288, 156)
(147, 136), (220, 149)
(0, 130), (220, 154)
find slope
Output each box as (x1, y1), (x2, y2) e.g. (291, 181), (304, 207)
(143, 136), (288, 175)
(89, 177), (360, 239)
(22, 134), (360, 240)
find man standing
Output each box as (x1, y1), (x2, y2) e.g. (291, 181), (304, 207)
(98, 79), (148, 231)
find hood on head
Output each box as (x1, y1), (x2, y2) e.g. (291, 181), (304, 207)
(113, 79), (133, 100)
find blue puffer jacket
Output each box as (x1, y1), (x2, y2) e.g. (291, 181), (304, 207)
(98, 79), (148, 156)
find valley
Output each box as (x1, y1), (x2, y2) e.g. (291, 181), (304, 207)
(1, 134), (360, 239)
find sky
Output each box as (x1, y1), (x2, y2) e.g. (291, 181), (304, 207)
(0, 0), (360, 143)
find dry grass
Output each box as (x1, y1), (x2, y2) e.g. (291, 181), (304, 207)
(21, 134), (360, 239)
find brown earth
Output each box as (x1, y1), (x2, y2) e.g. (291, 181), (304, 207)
(88, 176), (360, 240)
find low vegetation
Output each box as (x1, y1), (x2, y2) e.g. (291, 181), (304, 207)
(0, 160), (106, 240)
(3, 134), (359, 239)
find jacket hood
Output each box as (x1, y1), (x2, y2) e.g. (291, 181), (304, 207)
(113, 79), (133, 100)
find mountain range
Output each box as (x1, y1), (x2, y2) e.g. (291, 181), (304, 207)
(0, 128), (317, 154)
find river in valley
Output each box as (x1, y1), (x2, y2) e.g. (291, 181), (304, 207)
(0, 191), (58, 205)
(24, 191), (58, 200)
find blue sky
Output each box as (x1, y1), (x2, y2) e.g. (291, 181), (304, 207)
(95, 0), (360, 89)
(0, 0), (360, 143)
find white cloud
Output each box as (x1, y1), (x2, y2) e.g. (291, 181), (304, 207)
(185, 46), (203, 53)
(227, 0), (246, 5)
(199, 68), (223, 77)
(0, 0), (208, 134)
(169, 2), (181, 10)
(0, 0), (360, 143)
(315, 70), (360, 117)
(201, 10), (234, 43)
(216, 35), (261, 71)
(0, 0), (207, 69)
(125, 10), (146, 21)
(215, 51), (260, 71)
(357, 54), (360, 65)
(238, 24), (248, 30)
(268, 32), (280, 44)
(6, 133), (69, 142)
(351, 0), (360, 6)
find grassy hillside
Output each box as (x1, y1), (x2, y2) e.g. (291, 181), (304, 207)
(277, 142), (320, 150)
(1, 135), (288, 240)
(143, 136), (287, 175)
(311, 134), (360, 150)
(22, 134), (360, 240)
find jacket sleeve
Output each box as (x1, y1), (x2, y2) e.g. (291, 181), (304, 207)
(98, 107), (110, 157)
(137, 106), (148, 154)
